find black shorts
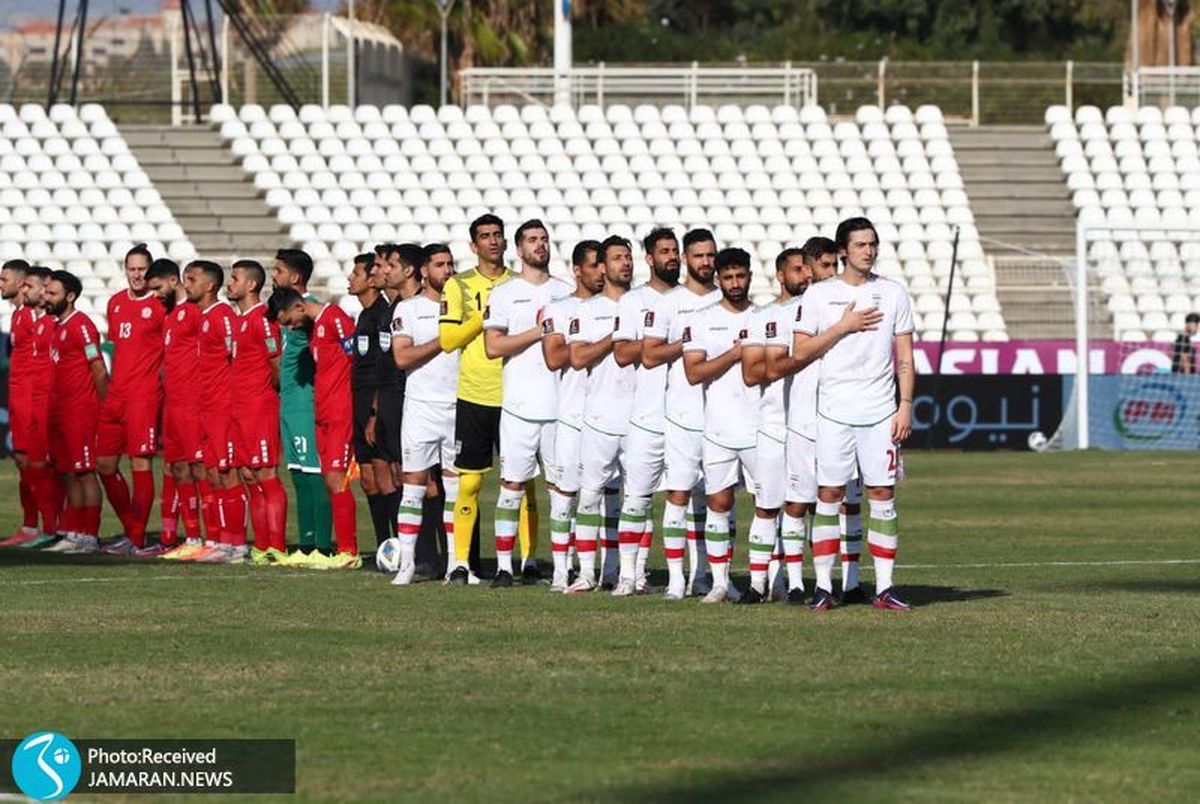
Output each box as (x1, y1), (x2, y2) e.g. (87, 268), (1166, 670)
(454, 399), (501, 472)
(373, 385), (402, 464)
(352, 385), (377, 463)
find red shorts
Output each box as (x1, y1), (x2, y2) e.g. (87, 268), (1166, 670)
(97, 389), (162, 457)
(8, 387), (33, 454)
(315, 415), (352, 473)
(163, 403), (204, 465)
(23, 393), (51, 463)
(200, 410), (234, 471)
(50, 405), (98, 473)
(232, 407), (281, 470)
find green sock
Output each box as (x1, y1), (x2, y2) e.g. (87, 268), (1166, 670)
(307, 473), (333, 553)
(291, 470), (316, 551)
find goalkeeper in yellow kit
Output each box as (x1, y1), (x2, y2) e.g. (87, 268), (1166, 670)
(440, 214), (540, 584)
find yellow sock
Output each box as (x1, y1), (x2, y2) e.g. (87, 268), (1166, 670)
(453, 471), (483, 563)
(518, 479), (539, 562)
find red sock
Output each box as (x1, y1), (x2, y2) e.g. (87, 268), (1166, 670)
(179, 481), (201, 539)
(246, 483), (269, 551)
(221, 485), (247, 547)
(261, 476), (289, 552)
(100, 471), (135, 535)
(18, 468), (38, 529)
(198, 480), (221, 542)
(61, 505), (79, 534)
(31, 466), (61, 534)
(330, 489), (358, 555)
(129, 469), (154, 547)
(82, 505), (102, 537)
(159, 473), (178, 545)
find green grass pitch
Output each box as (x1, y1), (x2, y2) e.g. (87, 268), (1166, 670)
(1, 452), (1198, 802)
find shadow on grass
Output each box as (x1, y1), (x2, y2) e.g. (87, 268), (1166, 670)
(618, 655), (1200, 801)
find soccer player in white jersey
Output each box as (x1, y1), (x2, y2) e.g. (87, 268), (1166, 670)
(391, 244), (461, 585)
(642, 228), (722, 599)
(542, 240), (603, 591)
(611, 227), (680, 592)
(794, 217), (915, 611)
(740, 247), (809, 604)
(683, 248), (759, 603)
(565, 236), (635, 594)
(483, 219), (574, 588)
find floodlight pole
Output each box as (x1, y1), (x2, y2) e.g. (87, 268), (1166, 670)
(1166, 0), (1177, 105)
(436, 0), (455, 107)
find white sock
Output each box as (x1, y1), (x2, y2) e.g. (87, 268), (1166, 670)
(617, 495), (650, 582)
(686, 490), (708, 581)
(781, 512), (806, 591)
(549, 489), (574, 577)
(704, 506), (730, 588)
(868, 498), (898, 594)
(812, 500), (840, 593)
(662, 500), (687, 588)
(601, 488), (621, 581)
(442, 474), (459, 568)
(494, 485), (524, 575)
(841, 506), (863, 591)
(397, 483), (425, 566)
(574, 488), (602, 583)
(748, 515), (776, 594)
(636, 516), (653, 581)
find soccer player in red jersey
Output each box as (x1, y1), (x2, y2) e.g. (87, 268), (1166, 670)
(269, 287), (360, 569)
(226, 260), (288, 564)
(18, 266), (65, 545)
(96, 244), (165, 554)
(42, 271), (108, 553)
(146, 259), (207, 559)
(1, 259), (41, 543)
(183, 260), (247, 564)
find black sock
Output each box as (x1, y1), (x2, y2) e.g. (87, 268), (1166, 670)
(366, 494), (390, 547)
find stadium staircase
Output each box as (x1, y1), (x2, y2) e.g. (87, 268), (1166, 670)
(120, 124), (290, 262)
(950, 125), (1091, 338)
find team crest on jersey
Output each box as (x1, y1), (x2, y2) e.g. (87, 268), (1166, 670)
(644, 310), (655, 328)
(542, 318), (554, 334)
(317, 325), (325, 337)
(765, 321), (777, 338)
(141, 307), (152, 319)
(681, 325), (691, 343)
(392, 316), (403, 333)
(202, 320), (210, 333)
(178, 309), (187, 320)
(356, 335), (369, 355)
(568, 318), (580, 335)
(240, 321), (248, 333)
(738, 329), (748, 340)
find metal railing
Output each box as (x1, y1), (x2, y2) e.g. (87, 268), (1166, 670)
(1125, 66), (1200, 107)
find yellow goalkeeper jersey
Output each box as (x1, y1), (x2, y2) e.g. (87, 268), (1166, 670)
(438, 266), (513, 407)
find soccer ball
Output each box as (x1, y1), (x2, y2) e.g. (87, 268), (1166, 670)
(1027, 431), (1049, 452)
(375, 537), (402, 573)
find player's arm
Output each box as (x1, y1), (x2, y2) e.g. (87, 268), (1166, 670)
(640, 302), (677, 368)
(764, 345), (794, 382)
(611, 295), (642, 367)
(483, 322), (542, 359)
(393, 333), (441, 371)
(264, 319), (282, 390)
(791, 302), (883, 370)
(542, 329), (570, 371)
(569, 333), (612, 371)
(892, 332), (915, 443)
(438, 280), (482, 353)
(684, 340), (741, 386)
(741, 342), (767, 386)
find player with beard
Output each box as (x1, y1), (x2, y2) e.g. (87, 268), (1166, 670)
(1, 259), (40, 543)
(609, 227), (680, 594)
(349, 252), (393, 548)
(147, 259), (209, 559)
(564, 236), (636, 594)
(97, 244), (165, 554)
(42, 271), (107, 553)
(540, 240), (602, 590)
(642, 229), (722, 599)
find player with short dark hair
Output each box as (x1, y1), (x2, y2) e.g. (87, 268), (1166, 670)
(94, 244), (165, 554)
(41, 270), (108, 553)
(0, 258), (41, 542)
(269, 288), (361, 569)
(226, 259), (287, 564)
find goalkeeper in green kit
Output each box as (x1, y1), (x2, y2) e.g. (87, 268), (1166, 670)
(271, 249), (333, 564)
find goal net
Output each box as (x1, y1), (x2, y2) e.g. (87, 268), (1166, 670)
(1050, 222), (1200, 450)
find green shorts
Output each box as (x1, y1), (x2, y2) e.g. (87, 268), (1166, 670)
(281, 405), (321, 473)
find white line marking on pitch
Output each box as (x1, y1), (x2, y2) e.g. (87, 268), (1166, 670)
(0, 572), (333, 587)
(898, 558), (1200, 570)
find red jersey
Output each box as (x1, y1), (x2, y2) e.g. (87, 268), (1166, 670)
(8, 304), (38, 396)
(30, 313), (56, 401)
(106, 290), (164, 399)
(197, 302), (235, 412)
(51, 310), (103, 410)
(162, 300), (201, 404)
(310, 304), (355, 419)
(231, 302), (281, 403)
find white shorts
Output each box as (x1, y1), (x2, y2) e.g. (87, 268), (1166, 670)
(702, 438), (757, 495)
(579, 424), (625, 492)
(785, 430), (818, 504)
(499, 411), (554, 484)
(623, 424), (665, 497)
(816, 415), (898, 488)
(401, 397), (456, 473)
(755, 429), (787, 510)
(664, 418), (704, 492)
(550, 421), (582, 493)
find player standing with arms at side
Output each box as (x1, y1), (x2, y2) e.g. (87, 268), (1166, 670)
(392, 244), (460, 585)
(1, 259), (41, 543)
(226, 260), (287, 564)
(541, 240), (602, 590)
(43, 271), (107, 553)
(147, 260), (208, 559)
(610, 228), (680, 593)
(272, 249), (334, 565)
(793, 217), (915, 611)
(683, 248), (759, 603)
(483, 219), (573, 587)
(565, 236), (636, 594)
(349, 253), (393, 548)
(642, 229), (722, 599)
(96, 244), (165, 554)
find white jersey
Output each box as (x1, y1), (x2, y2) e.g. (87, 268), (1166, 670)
(543, 294), (586, 427)
(569, 293), (634, 436)
(745, 301), (788, 436)
(614, 283), (669, 433)
(484, 273), (573, 422)
(777, 295), (819, 440)
(795, 274), (914, 426)
(392, 293), (458, 404)
(683, 301), (757, 450)
(645, 284), (721, 432)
